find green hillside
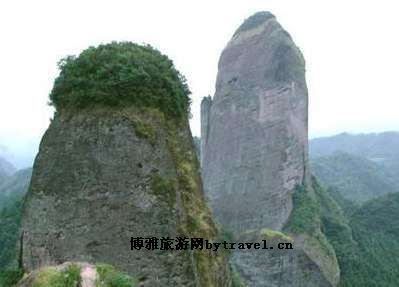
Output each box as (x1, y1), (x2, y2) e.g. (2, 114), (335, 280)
(311, 151), (398, 203)
(326, 192), (399, 286)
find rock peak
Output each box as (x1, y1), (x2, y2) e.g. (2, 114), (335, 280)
(200, 11), (340, 287)
(234, 11), (275, 35)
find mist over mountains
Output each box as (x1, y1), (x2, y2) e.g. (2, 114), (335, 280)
(0, 157), (15, 181)
(310, 131), (399, 160)
(0, 142), (38, 170)
(310, 132), (399, 203)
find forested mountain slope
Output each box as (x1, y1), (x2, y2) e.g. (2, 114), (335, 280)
(310, 152), (398, 203)
(324, 192), (399, 286)
(310, 132), (399, 203)
(0, 157), (15, 181)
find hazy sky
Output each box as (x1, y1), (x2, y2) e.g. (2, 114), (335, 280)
(1, 0), (398, 167)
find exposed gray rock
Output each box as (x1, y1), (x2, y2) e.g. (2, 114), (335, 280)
(200, 96), (212, 168)
(231, 230), (336, 287)
(21, 107), (231, 287)
(202, 10), (309, 234)
(201, 11), (338, 286)
(193, 136), (201, 164)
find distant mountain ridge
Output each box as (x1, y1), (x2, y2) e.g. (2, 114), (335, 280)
(0, 168), (32, 209)
(0, 157), (16, 181)
(310, 151), (398, 203)
(310, 132), (399, 203)
(310, 131), (399, 160)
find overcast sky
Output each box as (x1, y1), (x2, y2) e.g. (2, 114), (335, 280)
(1, 0), (398, 167)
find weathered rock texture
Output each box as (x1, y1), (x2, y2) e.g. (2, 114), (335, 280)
(201, 12), (339, 286)
(231, 229), (337, 287)
(21, 107), (231, 287)
(201, 11), (308, 235)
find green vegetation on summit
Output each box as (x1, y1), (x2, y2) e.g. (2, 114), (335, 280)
(49, 42), (191, 118)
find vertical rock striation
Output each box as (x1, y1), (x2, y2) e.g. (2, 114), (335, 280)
(201, 12), (339, 286)
(20, 43), (231, 287)
(202, 11), (308, 234)
(200, 96), (212, 167)
(21, 107), (231, 287)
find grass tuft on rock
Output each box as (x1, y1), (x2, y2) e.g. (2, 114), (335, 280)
(32, 264), (81, 287)
(260, 228), (292, 242)
(95, 264), (137, 287)
(149, 174), (177, 207)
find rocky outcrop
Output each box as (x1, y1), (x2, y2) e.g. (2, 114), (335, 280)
(20, 107), (231, 287)
(200, 96), (212, 167)
(201, 11), (339, 286)
(231, 228), (337, 287)
(20, 41), (234, 286)
(201, 11), (309, 233)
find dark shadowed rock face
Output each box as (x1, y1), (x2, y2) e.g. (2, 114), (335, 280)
(21, 107), (231, 287)
(201, 11), (308, 234)
(201, 12), (338, 287)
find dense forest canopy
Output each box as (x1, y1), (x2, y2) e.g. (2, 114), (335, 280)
(49, 42), (191, 118)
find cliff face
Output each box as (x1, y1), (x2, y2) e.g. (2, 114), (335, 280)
(202, 11), (308, 234)
(21, 107), (231, 287)
(201, 12), (338, 286)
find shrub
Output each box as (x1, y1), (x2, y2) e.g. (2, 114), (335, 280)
(49, 42), (191, 118)
(31, 264), (81, 287)
(95, 264), (137, 287)
(62, 264), (81, 287)
(0, 269), (24, 287)
(285, 185), (320, 234)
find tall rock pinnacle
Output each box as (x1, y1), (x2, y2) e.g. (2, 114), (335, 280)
(201, 12), (339, 286)
(202, 11), (309, 233)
